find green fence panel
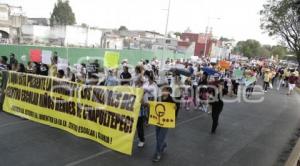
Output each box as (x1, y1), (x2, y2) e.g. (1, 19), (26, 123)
(0, 44), (192, 66)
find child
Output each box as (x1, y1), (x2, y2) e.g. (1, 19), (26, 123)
(198, 85), (208, 112)
(225, 77), (232, 96)
(183, 77), (193, 111)
(152, 86), (176, 162)
(246, 81), (256, 98)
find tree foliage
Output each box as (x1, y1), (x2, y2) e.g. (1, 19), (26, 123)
(81, 23), (88, 28)
(118, 26), (128, 31)
(271, 45), (287, 58)
(233, 39), (262, 57)
(174, 32), (182, 38)
(260, 0), (300, 65)
(219, 37), (231, 42)
(50, 0), (76, 26)
(233, 39), (287, 58)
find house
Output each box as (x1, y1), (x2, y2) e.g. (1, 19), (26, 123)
(101, 29), (124, 50)
(210, 39), (235, 60)
(101, 30), (168, 50)
(0, 3), (26, 44)
(152, 38), (178, 51)
(178, 32), (214, 57)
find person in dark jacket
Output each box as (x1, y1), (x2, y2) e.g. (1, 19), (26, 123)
(120, 66), (132, 85)
(209, 82), (224, 134)
(17, 63), (26, 73)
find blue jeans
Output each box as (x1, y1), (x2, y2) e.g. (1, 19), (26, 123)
(155, 126), (168, 155)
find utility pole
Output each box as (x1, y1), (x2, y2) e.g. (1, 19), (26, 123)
(161, 0), (171, 71)
(165, 0), (171, 36)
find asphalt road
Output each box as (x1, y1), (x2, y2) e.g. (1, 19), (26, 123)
(0, 84), (300, 166)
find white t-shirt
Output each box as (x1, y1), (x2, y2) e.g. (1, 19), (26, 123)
(144, 64), (152, 71)
(171, 82), (183, 98)
(143, 81), (158, 102)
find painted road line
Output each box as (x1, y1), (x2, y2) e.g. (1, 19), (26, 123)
(65, 113), (207, 166)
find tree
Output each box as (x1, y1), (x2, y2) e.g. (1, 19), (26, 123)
(219, 37), (231, 42)
(81, 23), (88, 28)
(260, 0), (300, 67)
(271, 45), (287, 58)
(174, 32), (182, 38)
(50, 0), (76, 26)
(118, 26), (128, 31)
(258, 46), (271, 57)
(233, 39), (262, 58)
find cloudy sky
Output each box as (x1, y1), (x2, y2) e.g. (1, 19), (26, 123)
(1, 0), (278, 45)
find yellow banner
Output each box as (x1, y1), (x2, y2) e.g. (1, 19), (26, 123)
(104, 51), (120, 69)
(148, 101), (176, 128)
(3, 71), (143, 155)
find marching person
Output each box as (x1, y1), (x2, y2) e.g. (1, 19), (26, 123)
(287, 72), (298, 95)
(105, 69), (119, 86)
(132, 65), (144, 86)
(183, 77), (193, 111)
(209, 81), (224, 134)
(277, 68), (284, 91)
(65, 67), (76, 82)
(135, 78), (147, 148)
(171, 74), (183, 117)
(49, 55), (58, 77)
(152, 86), (176, 162)
(16, 63), (26, 73)
(137, 73), (158, 148)
(57, 69), (65, 79)
(120, 66), (132, 85)
(263, 70), (270, 93)
(0, 56), (8, 70)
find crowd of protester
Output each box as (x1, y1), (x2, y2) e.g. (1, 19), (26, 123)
(0, 52), (299, 162)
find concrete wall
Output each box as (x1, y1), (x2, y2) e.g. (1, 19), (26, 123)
(21, 25), (103, 47)
(87, 28), (102, 47)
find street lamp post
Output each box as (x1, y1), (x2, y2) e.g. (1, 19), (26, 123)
(160, 0), (171, 70)
(165, 0), (171, 36)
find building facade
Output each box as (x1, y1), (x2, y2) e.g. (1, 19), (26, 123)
(0, 4), (26, 44)
(21, 25), (103, 47)
(178, 32), (214, 57)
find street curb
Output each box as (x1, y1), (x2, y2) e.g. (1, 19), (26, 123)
(285, 88), (300, 166)
(285, 137), (300, 166)
(296, 87), (300, 93)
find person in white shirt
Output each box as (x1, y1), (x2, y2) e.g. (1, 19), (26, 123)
(137, 72), (158, 148)
(105, 69), (119, 86)
(171, 74), (183, 117)
(143, 74), (158, 103)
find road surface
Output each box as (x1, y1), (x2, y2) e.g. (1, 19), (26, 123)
(0, 84), (299, 166)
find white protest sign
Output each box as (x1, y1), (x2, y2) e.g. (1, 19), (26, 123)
(210, 57), (217, 63)
(58, 57), (68, 71)
(41, 50), (52, 65)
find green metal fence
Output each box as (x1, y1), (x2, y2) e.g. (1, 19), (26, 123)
(0, 44), (191, 65)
